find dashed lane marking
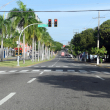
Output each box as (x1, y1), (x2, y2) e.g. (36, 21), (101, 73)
(95, 75), (105, 80)
(0, 92), (16, 106)
(40, 72), (44, 75)
(27, 78), (36, 83)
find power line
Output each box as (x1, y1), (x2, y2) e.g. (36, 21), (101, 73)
(21, 3), (110, 6)
(0, 9), (110, 12)
(0, 0), (17, 10)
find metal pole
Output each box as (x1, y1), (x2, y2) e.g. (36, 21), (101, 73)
(17, 23), (47, 66)
(97, 11), (100, 65)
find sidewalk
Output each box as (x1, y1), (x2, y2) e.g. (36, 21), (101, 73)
(73, 58), (110, 68)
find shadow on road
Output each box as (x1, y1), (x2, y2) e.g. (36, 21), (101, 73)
(36, 74), (110, 98)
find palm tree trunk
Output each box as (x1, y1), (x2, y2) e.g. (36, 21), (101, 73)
(26, 43), (28, 58)
(45, 45), (46, 60)
(41, 43), (44, 61)
(38, 41), (40, 62)
(47, 47), (49, 59)
(32, 37), (34, 62)
(45, 46), (47, 59)
(1, 36), (3, 62)
(39, 41), (41, 61)
(23, 34), (25, 64)
(43, 43), (44, 60)
(7, 47), (8, 58)
(35, 38), (36, 62)
(49, 48), (50, 59)
(52, 49), (53, 58)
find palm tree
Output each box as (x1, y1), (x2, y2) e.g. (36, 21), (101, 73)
(0, 15), (11, 61)
(8, 0), (36, 64)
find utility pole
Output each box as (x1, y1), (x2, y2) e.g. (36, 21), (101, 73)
(93, 11), (105, 65)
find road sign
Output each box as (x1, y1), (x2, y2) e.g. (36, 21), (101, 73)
(38, 24), (48, 27)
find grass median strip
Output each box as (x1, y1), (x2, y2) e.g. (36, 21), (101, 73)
(0, 56), (56, 67)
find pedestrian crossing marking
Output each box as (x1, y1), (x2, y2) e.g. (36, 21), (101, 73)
(67, 70), (75, 72)
(32, 70), (40, 72)
(79, 70), (87, 73)
(19, 70), (29, 72)
(9, 70), (17, 72)
(56, 70), (63, 72)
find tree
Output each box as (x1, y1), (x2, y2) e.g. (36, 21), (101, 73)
(8, 0), (36, 64)
(99, 20), (110, 62)
(0, 15), (11, 61)
(91, 46), (107, 63)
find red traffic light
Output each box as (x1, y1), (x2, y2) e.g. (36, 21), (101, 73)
(19, 48), (22, 50)
(48, 19), (52, 27)
(54, 19), (58, 27)
(48, 19), (51, 22)
(54, 19), (57, 22)
(15, 48), (18, 50)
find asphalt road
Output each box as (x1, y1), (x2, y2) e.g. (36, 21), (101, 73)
(0, 52), (110, 110)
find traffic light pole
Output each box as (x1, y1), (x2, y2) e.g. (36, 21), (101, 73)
(17, 23), (47, 66)
(17, 47), (19, 66)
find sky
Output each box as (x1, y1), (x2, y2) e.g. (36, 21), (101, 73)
(1, 0), (110, 45)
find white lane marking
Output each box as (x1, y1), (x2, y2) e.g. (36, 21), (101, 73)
(79, 70), (87, 73)
(27, 78), (36, 83)
(32, 70), (40, 72)
(9, 70), (17, 72)
(56, 70), (63, 72)
(102, 71), (110, 74)
(67, 70), (75, 72)
(63, 66), (68, 67)
(52, 58), (60, 67)
(44, 70), (51, 72)
(95, 75), (105, 80)
(41, 66), (46, 67)
(48, 66), (53, 67)
(0, 92), (16, 106)
(19, 70), (29, 72)
(34, 66), (39, 67)
(40, 72), (44, 75)
(90, 71), (99, 73)
(0, 71), (5, 73)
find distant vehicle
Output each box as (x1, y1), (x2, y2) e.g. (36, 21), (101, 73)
(67, 54), (73, 58)
(61, 52), (65, 56)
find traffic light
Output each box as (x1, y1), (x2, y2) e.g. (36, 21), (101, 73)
(54, 19), (58, 27)
(15, 47), (18, 56)
(48, 19), (52, 27)
(19, 48), (22, 56)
